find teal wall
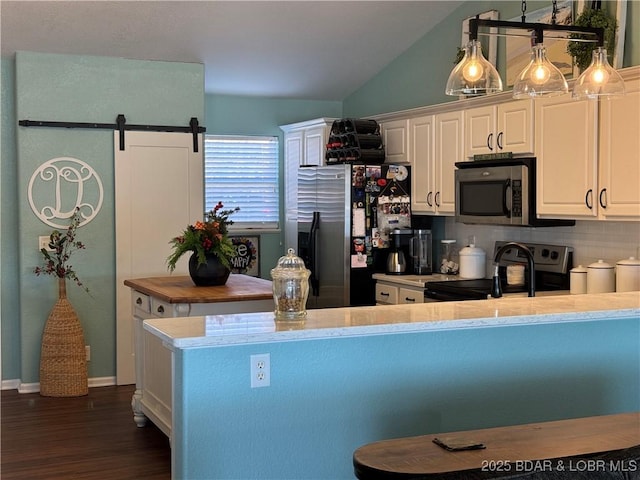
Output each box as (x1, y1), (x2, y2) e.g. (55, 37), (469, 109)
(173, 317), (640, 479)
(204, 95), (342, 276)
(2, 51), (204, 384)
(344, 0), (639, 116)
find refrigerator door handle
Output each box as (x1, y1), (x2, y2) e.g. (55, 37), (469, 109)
(309, 211), (320, 296)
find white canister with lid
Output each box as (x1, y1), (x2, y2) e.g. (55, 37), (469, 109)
(459, 236), (486, 279)
(616, 257), (640, 292)
(570, 265), (588, 295)
(587, 260), (615, 294)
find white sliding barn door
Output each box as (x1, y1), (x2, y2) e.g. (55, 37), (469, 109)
(115, 131), (203, 384)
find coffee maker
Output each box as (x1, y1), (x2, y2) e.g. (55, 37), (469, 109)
(410, 229), (432, 275)
(386, 228), (412, 274)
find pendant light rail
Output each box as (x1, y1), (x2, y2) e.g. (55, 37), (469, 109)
(468, 18), (604, 46)
(18, 115), (206, 152)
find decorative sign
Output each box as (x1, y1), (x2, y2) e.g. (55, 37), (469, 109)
(229, 236), (260, 277)
(28, 156), (103, 228)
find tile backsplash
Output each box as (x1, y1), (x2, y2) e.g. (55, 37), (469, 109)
(447, 218), (640, 277)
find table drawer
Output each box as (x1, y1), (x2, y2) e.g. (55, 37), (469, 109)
(375, 283), (398, 304)
(150, 298), (173, 318)
(399, 287), (424, 304)
(132, 291), (151, 313)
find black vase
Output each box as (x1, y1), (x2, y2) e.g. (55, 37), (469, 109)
(188, 252), (231, 286)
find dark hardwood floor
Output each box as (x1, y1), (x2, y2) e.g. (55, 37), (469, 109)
(1, 385), (171, 479)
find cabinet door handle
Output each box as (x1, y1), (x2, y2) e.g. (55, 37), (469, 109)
(157, 305), (165, 314)
(380, 292), (389, 297)
(487, 133), (493, 151)
(585, 189), (593, 210)
(599, 188), (607, 209)
(426, 192), (433, 207)
(404, 297), (416, 303)
(497, 131), (504, 150)
(435, 192), (440, 207)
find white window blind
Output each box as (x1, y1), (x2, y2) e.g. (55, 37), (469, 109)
(204, 135), (279, 230)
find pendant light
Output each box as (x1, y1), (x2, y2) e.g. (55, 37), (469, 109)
(513, 44), (568, 98)
(445, 2), (625, 100)
(572, 46), (625, 99)
(445, 39), (503, 96)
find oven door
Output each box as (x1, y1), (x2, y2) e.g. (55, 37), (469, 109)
(455, 165), (526, 226)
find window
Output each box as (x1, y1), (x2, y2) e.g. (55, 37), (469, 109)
(204, 135), (279, 230)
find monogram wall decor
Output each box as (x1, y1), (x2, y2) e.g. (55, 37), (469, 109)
(28, 157), (104, 228)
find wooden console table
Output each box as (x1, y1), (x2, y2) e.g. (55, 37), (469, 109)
(124, 274), (273, 439)
(354, 412), (640, 479)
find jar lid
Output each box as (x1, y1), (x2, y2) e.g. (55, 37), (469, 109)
(571, 265), (588, 273)
(617, 256), (640, 266)
(459, 245), (485, 257)
(273, 248), (307, 270)
(441, 239), (456, 244)
(587, 259), (614, 269)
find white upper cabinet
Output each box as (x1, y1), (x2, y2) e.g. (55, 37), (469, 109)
(465, 100), (534, 158)
(535, 95), (598, 219)
(410, 115), (435, 214)
(380, 118), (410, 164)
(536, 68), (640, 221)
(434, 110), (464, 215)
(597, 75), (640, 219)
(302, 125), (329, 167)
(408, 110), (463, 216)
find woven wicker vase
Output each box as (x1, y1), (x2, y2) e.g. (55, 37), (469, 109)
(39, 278), (88, 397)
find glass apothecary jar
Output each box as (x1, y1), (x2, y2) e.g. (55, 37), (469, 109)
(270, 248), (311, 321)
(440, 240), (459, 275)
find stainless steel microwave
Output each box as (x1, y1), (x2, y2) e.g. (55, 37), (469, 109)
(455, 158), (574, 227)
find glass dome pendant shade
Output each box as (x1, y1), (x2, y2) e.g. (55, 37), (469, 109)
(572, 47), (625, 99)
(512, 44), (568, 99)
(445, 40), (503, 96)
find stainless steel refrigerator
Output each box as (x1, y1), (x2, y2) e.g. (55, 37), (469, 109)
(297, 164), (411, 309)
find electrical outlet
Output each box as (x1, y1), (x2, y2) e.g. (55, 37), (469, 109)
(85, 345), (91, 362)
(250, 353), (270, 388)
(38, 236), (53, 252)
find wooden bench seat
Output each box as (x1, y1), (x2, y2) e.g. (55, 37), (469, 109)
(353, 412), (640, 479)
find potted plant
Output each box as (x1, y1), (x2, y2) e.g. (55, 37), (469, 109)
(567, 6), (617, 72)
(167, 202), (240, 286)
(34, 207), (89, 397)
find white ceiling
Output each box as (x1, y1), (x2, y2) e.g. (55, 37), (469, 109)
(0, 0), (463, 100)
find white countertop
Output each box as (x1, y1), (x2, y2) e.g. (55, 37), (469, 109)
(143, 291), (640, 349)
(372, 273), (456, 287)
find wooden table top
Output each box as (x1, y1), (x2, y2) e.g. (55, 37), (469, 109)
(353, 412), (640, 478)
(124, 274), (273, 304)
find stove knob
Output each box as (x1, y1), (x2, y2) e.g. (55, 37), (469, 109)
(542, 248), (550, 257)
(550, 251), (559, 260)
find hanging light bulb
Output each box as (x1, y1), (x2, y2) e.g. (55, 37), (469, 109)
(572, 47), (625, 99)
(513, 44), (568, 98)
(445, 40), (502, 96)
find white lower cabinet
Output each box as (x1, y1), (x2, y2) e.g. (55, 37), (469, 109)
(129, 285), (273, 440)
(398, 287), (425, 305)
(375, 281), (424, 305)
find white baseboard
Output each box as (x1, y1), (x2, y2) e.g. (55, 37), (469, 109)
(2, 376), (117, 393)
(1, 379), (21, 390)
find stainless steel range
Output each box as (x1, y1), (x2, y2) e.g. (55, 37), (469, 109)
(425, 241), (573, 302)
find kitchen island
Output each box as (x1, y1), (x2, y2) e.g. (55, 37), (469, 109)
(144, 292), (640, 479)
(124, 274), (273, 437)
